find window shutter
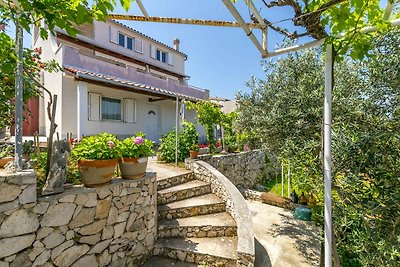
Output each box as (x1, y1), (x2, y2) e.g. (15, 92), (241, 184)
(88, 93), (101, 121)
(109, 26), (118, 44)
(124, 98), (136, 123)
(150, 44), (156, 59)
(168, 53), (174, 65)
(135, 39), (143, 53)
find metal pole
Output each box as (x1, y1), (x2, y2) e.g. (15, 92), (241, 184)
(281, 162), (284, 197)
(287, 161), (291, 197)
(14, 18), (24, 171)
(135, 0), (150, 18)
(324, 43), (334, 267)
(175, 97), (179, 165)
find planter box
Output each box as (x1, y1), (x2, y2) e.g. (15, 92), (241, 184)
(199, 147), (210, 155)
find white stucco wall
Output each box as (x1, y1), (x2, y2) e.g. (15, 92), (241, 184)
(94, 21), (186, 76)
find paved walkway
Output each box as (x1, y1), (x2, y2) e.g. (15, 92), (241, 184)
(147, 157), (191, 180)
(248, 200), (321, 267)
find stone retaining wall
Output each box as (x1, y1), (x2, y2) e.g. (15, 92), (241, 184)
(197, 150), (265, 188)
(0, 170), (157, 267)
(187, 160), (255, 267)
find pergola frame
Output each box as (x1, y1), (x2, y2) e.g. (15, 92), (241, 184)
(111, 1), (399, 266)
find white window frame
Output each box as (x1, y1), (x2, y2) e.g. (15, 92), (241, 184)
(156, 48), (168, 63)
(100, 96), (123, 121)
(123, 98), (137, 124)
(135, 39), (144, 53)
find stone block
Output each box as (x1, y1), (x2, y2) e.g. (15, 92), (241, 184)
(32, 250), (51, 267)
(95, 198), (111, 219)
(32, 202), (49, 215)
(71, 255), (98, 267)
(0, 183), (21, 203)
(42, 230), (65, 249)
(0, 209), (39, 238)
(41, 203), (76, 227)
(78, 219), (106, 236)
(69, 208), (95, 229)
(0, 234), (35, 258)
(53, 245), (89, 267)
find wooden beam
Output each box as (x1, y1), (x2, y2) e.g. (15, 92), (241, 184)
(149, 97), (167, 102)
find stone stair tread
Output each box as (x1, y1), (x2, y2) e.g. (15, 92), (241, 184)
(159, 212), (236, 227)
(158, 180), (210, 195)
(143, 256), (200, 267)
(157, 237), (238, 260)
(156, 170), (193, 182)
(158, 194), (224, 211)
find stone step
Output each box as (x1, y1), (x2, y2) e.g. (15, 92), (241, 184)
(143, 256), (200, 267)
(158, 193), (226, 220)
(158, 212), (237, 238)
(154, 237), (238, 266)
(157, 180), (211, 205)
(157, 172), (195, 191)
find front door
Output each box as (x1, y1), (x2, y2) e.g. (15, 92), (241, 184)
(146, 105), (160, 143)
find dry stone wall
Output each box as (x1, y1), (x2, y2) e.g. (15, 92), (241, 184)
(197, 150), (265, 188)
(0, 170), (157, 267)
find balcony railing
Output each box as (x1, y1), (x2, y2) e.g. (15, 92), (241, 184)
(62, 45), (209, 100)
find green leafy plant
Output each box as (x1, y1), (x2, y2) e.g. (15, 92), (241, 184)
(71, 133), (120, 161)
(0, 145), (13, 158)
(159, 121), (199, 162)
(120, 132), (154, 158)
(190, 144), (199, 151)
(22, 140), (34, 155)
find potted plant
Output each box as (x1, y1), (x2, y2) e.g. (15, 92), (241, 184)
(189, 144), (199, 159)
(0, 145), (14, 168)
(199, 144), (210, 155)
(71, 133), (120, 187)
(215, 142), (223, 153)
(119, 133), (154, 179)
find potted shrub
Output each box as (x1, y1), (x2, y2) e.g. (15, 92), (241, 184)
(189, 144), (199, 159)
(199, 144), (210, 155)
(215, 142), (223, 153)
(71, 133), (120, 187)
(119, 133), (154, 179)
(0, 145), (14, 168)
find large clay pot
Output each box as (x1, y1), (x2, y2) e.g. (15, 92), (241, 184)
(119, 157), (148, 179)
(189, 150), (199, 159)
(78, 159), (117, 187)
(0, 157), (14, 168)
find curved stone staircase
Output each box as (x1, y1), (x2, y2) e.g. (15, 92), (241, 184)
(148, 171), (238, 266)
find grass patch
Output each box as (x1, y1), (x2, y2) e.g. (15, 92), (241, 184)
(263, 176), (299, 198)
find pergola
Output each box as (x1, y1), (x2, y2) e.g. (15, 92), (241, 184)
(7, 0), (399, 266)
(109, 1), (399, 266)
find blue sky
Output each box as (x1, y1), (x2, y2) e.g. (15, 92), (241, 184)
(112, 0), (303, 99)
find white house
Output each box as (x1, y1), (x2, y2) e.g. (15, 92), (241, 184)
(32, 19), (209, 143)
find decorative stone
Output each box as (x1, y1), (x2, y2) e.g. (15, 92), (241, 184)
(74, 194), (88, 206)
(33, 240), (44, 247)
(36, 227), (54, 240)
(9, 249), (30, 267)
(33, 202), (49, 214)
(106, 206), (118, 225)
(84, 193), (97, 207)
(42, 140), (71, 195)
(51, 240), (74, 260)
(42, 263), (54, 267)
(102, 226), (114, 240)
(0, 261), (8, 267)
(0, 209), (39, 238)
(19, 185), (36, 204)
(58, 194), (76, 203)
(177, 250), (186, 261)
(0, 183), (21, 203)
(53, 245), (89, 267)
(113, 222), (126, 239)
(96, 188), (111, 199)
(78, 233), (101, 245)
(88, 239), (112, 254)
(29, 246), (46, 261)
(116, 211), (129, 223)
(0, 234), (35, 258)
(95, 198), (111, 219)
(32, 250), (51, 267)
(78, 219), (106, 235)
(121, 193), (139, 206)
(98, 249), (111, 266)
(3, 255), (15, 263)
(0, 199), (19, 213)
(71, 255), (98, 267)
(69, 208), (95, 229)
(41, 203), (76, 227)
(42, 230), (65, 249)
(66, 230), (74, 240)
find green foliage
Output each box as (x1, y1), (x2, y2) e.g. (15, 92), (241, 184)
(119, 133), (154, 158)
(0, 145), (13, 158)
(71, 133), (120, 160)
(187, 100), (223, 147)
(159, 121), (199, 162)
(237, 30), (400, 266)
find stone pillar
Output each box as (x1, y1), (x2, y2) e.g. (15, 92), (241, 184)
(77, 81), (88, 139)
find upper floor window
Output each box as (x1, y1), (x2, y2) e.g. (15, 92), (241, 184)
(127, 37), (133, 50)
(118, 33), (125, 47)
(156, 49), (168, 63)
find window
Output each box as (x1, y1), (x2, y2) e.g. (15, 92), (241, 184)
(118, 33), (125, 47)
(127, 37), (133, 50)
(101, 97), (121, 120)
(156, 49), (168, 63)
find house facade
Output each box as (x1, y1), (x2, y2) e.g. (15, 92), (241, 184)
(33, 20), (208, 142)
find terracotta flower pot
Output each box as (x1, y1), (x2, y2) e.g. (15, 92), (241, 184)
(0, 157), (14, 168)
(189, 150), (199, 159)
(78, 159), (117, 187)
(119, 157), (148, 179)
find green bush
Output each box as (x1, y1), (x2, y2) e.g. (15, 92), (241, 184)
(71, 133), (121, 160)
(159, 121), (199, 162)
(120, 132), (154, 158)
